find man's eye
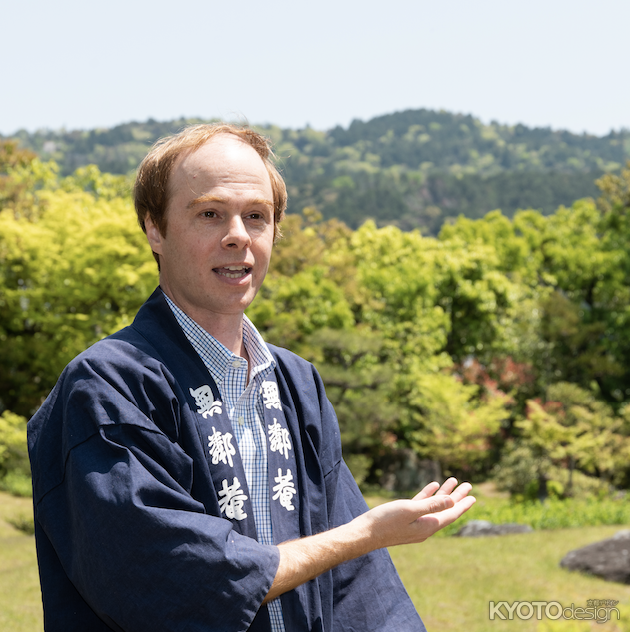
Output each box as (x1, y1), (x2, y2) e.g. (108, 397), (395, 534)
(202, 211), (216, 218)
(249, 211), (270, 221)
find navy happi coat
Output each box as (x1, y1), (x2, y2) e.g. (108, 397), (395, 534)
(28, 289), (425, 632)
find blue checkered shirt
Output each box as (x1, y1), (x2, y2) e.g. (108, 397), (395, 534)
(164, 293), (286, 632)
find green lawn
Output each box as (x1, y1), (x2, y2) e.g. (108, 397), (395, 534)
(2, 490), (630, 632)
(0, 493), (42, 632)
(391, 526), (630, 631)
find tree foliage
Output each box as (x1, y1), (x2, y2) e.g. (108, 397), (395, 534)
(0, 148), (629, 496)
(0, 148), (156, 417)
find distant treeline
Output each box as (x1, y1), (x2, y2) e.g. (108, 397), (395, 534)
(4, 109), (629, 233)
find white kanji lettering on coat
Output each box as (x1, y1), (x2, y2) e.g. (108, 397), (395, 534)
(218, 477), (248, 520)
(272, 468), (296, 511)
(208, 427), (236, 467)
(261, 381), (281, 410)
(267, 419), (292, 460)
(189, 385), (222, 418)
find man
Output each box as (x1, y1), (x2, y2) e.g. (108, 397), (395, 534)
(28, 124), (475, 632)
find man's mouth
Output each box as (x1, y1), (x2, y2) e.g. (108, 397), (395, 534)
(214, 265), (252, 279)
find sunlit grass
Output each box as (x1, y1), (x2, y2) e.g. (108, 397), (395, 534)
(2, 490), (630, 632)
(392, 525), (630, 631)
(0, 492), (42, 632)
(370, 485), (630, 630)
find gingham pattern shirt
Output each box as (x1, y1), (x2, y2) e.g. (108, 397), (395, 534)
(164, 293), (286, 632)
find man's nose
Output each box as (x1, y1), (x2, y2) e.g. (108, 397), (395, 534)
(222, 215), (251, 249)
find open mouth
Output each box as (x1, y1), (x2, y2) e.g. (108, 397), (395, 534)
(214, 265), (252, 279)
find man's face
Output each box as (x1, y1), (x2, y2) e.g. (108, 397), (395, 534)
(145, 134), (275, 330)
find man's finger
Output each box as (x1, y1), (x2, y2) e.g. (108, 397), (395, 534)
(415, 495), (477, 530)
(439, 495), (477, 524)
(412, 494), (455, 518)
(434, 477), (458, 496)
(449, 482), (473, 503)
(413, 477), (460, 501)
(411, 481), (440, 501)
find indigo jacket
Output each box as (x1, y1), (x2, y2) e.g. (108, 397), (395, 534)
(28, 289), (425, 632)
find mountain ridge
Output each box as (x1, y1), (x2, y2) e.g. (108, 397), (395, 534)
(4, 109), (628, 234)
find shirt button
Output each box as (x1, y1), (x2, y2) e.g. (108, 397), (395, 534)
(238, 416), (244, 425)
(231, 359), (241, 368)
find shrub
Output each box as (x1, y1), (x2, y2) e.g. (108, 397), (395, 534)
(0, 410), (31, 497)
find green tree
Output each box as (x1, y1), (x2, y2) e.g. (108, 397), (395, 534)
(346, 220), (516, 478)
(510, 383), (630, 498)
(394, 367), (511, 477)
(0, 161), (157, 416)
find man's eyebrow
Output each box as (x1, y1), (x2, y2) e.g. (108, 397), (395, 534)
(186, 195), (225, 209)
(186, 195), (274, 210)
(250, 198), (274, 209)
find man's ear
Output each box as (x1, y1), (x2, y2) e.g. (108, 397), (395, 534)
(144, 215), (164, 255)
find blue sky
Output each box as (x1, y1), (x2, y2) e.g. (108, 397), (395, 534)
(2, 0), (628, 136)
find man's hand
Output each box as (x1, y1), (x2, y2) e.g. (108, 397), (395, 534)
(264, 478), (475, 603)
(360, 477), (475, 549)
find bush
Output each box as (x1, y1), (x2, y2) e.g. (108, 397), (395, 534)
(0, 410), (31, 496)
(438, 495), (630, 537)
(0, 471), (32, 497)
(492, 440), (613, 501)
(7, 512), (35, 535)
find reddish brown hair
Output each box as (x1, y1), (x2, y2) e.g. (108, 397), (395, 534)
(134, 124), (287, 262)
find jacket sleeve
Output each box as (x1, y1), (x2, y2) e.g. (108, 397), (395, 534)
(29, 347), (279, 632)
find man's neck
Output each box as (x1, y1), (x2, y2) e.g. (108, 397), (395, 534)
(161, 288), (248, 359)
(208, 317), (248, 359)
(200, 313), (252, 384)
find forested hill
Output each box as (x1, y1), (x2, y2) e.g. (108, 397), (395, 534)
(5, 109), (629, 234)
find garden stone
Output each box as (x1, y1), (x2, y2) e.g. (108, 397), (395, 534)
(455, 520), (533, 537)
(560, 530), (630, 584)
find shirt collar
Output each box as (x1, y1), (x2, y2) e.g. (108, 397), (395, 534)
(162, 291), (275, 386)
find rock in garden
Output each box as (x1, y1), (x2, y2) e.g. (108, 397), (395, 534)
(560, 530), (630, 584)
(455, 520), (533, 537)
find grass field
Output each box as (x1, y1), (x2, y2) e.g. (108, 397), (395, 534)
(0, 493), (42, 632)
(2, 490), (629, 632)
(391, 527), (630, 631)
